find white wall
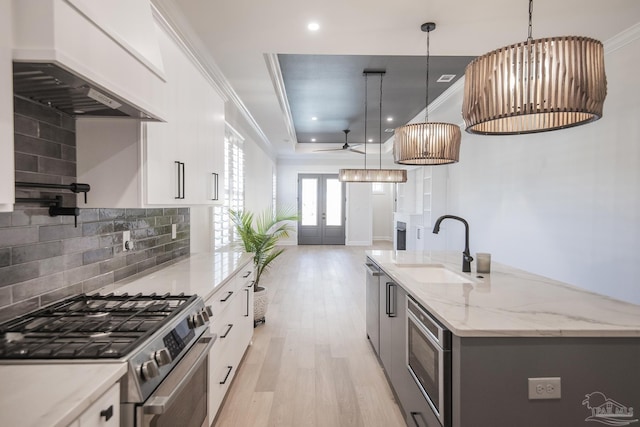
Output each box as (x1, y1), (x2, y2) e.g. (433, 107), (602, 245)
(277, 157), (384, 245)
(425, 27), (640, 304)
(372, 183), (394, 241)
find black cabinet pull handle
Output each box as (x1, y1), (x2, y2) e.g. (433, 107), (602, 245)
(410, 412), (426, 427)
(181, 162), (185, 199)
(174, 161), (185, 199)
(242, 270), (252, 278)
(174, 161), (181, 199)
(247, 280), (254, 289)
(244, 289), (250, 317)
(386, 282), (391, 316)
(385, 282), (397, 318)
(220, 366), (233, 384)
(100, 405), (114, 421)
(221, 323), (233, 338)
(390, 283), (397, 317)
(220, 291), (233, 302)
(211, 172), (218, 200)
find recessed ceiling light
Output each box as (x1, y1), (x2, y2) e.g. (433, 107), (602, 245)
(311, 116), (317, 121)
(307, 22), (320, 31)
(386, 117), (393, 122)
(437, 74), (456, 83)
(368, 138), (373, 143)
(311, 138), (316, 142)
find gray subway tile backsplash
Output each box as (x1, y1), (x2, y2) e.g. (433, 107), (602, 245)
(0, 97), (191, 323)
(11, 241), (63, 264)
(0, 261), (40, 288)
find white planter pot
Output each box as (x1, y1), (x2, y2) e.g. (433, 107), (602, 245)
(254, 286), (268, 326)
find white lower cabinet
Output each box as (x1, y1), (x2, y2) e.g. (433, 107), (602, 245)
(206, 267), (254, 424)
(68, 382), (120, 427)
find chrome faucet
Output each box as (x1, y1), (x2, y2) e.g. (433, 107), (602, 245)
(432, 215), (473, 273)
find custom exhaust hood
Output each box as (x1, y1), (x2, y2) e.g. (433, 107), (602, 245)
(12, 0), (167, 122)
(13, 62), (156, 120)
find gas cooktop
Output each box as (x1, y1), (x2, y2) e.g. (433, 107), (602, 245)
(0, 293), (197, 360)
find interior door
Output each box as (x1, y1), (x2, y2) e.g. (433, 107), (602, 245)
(297, 174), (345, 245)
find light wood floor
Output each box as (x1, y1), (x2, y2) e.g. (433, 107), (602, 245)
(213, 242), (407, 427)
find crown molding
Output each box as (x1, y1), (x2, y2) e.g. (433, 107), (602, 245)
(150, 1), (274, 154)
(264, 53), (298, 145)
(604, 22), (640, 54)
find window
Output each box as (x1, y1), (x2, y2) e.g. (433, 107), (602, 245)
(372, 182), (385, 194)
(213, 124), (245, 250)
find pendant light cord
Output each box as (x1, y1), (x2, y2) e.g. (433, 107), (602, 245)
(364, 73), (368, 170)
(425, 28), (430, 124)
(379, 73), (383, 170)
(528, 0), (533, 41)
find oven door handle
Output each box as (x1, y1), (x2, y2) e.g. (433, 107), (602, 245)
(142, 332), (216, 414)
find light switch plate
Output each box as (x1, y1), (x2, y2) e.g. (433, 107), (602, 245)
(528, 377), (561, 400)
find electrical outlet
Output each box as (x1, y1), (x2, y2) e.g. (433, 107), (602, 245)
(528, 377), (561, 400)
(123, 231), (131, 252)
(171, 224), (177, 240)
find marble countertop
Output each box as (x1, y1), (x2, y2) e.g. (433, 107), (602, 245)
(367, 250), (640, 338)
(103, 250), (253, 301)
(0, 250), (253, 427)
(0, 362), (126, 427)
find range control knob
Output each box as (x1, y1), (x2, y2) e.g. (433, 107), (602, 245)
(205, 305), (213, 317)
(188, 313), (205, 329)
(140, 359), (159, 380)
(201, 309), (210, 322)
(154, 348), (172, 367)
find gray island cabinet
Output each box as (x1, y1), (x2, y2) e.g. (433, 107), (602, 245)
(366, 251), (640, 427)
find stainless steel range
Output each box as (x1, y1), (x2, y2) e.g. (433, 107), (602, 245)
(0, 293), (215, 427)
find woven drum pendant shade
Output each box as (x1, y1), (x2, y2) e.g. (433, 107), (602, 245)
(338, 168), (407, 183)
(462, 36), (607, 135)
(394, 122), (461, 165)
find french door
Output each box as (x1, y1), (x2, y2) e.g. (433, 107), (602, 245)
(297, 174), (345, 245)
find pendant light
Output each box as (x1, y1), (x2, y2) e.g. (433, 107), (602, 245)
(462, 0), (607, 135)
(394, 22), (461, 166)
(339, 71), (407, 183)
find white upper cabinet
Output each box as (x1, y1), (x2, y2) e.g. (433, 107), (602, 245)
(76, 18), (225, 208)
(143, 22), (224, 205)
(0, 0), (14, 212)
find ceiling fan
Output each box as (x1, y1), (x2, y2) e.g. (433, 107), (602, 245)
(313, 129), (365, 154)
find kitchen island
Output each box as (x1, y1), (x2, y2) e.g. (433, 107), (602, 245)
(366, 250), (640, 427)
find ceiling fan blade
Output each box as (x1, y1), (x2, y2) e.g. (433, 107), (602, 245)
(349, 148), (366, 154)
(313, 147), (348, 152)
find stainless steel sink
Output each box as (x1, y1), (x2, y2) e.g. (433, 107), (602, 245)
(395, 265), (472, 284)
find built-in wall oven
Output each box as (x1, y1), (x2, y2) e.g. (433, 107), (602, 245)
(407, 296), (451, 427)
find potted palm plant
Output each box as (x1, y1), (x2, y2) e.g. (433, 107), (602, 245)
(229, 207), (298, 326)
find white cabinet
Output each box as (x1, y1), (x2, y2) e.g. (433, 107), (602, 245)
(0, 0), (14, 212)
(13, 0), (166, 121)
(143, 21), (224, 206)
(206, 267), (254, 424)
(68, 382), (120, 427)
(76, 19), (225, 208)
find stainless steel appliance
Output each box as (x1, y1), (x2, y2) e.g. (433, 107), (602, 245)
(407, 296), (451, 427)
(0, 293), (215, 427)
(365, 258), (383, 353)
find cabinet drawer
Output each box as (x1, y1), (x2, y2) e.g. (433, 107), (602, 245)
(208, 357), (238, 421)
(207, 271), (253, 319)
(76, 382), (120, 427)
